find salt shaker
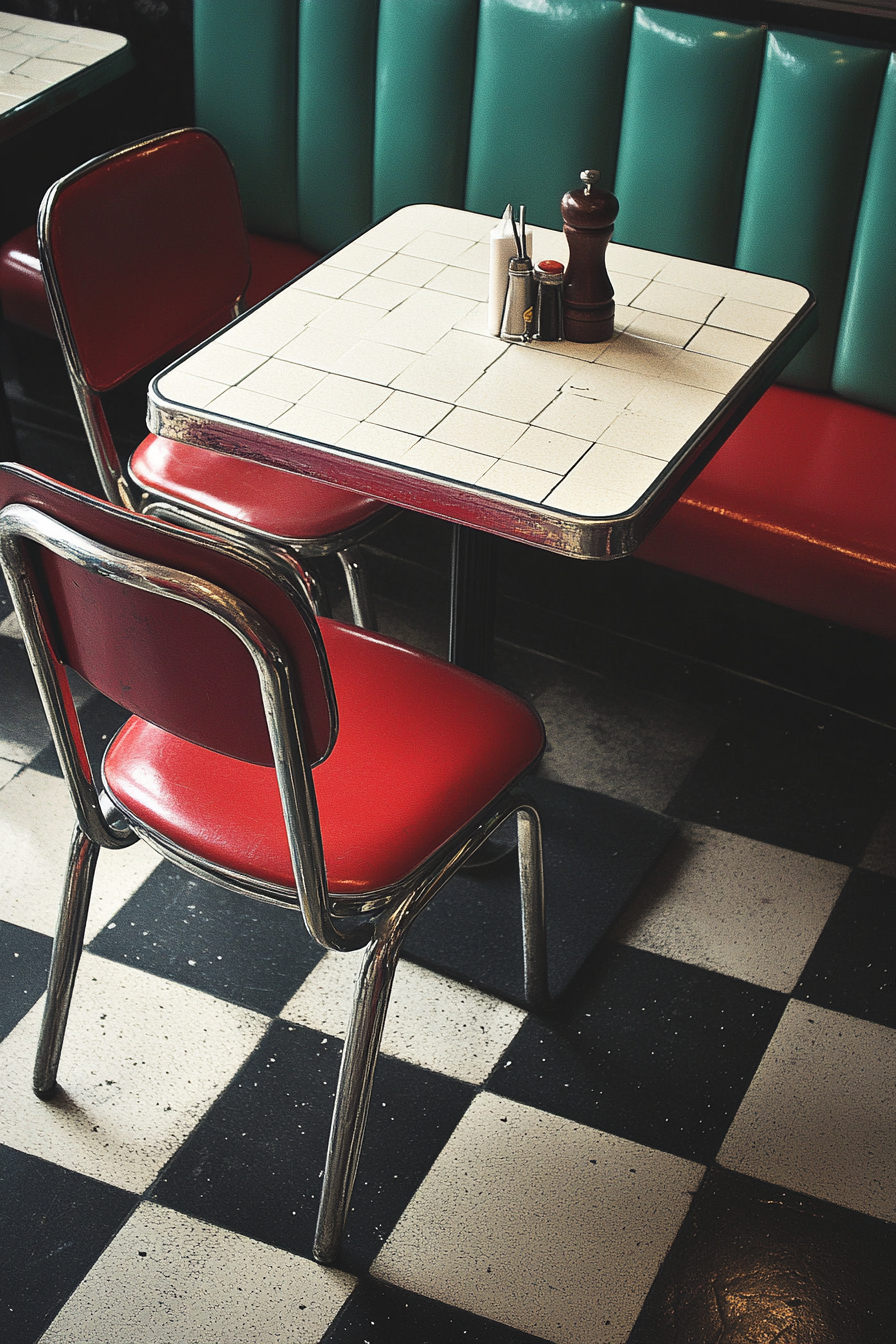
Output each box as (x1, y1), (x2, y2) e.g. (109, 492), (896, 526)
(500, 256), (535, 343)
(561, 169), (619, 342)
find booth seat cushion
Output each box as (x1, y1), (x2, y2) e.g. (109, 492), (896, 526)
(103, 617), (546, 895)
(638, 386), (896, 641)
(0, 226), (56, 336)
(0, 225), (320, 338)
(130, 432), (382, 538)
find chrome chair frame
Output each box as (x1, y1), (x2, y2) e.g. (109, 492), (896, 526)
(36, 128), (393, 628)
(0, 499), (546, 1265)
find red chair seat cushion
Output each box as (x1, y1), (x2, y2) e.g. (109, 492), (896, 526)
(130, 433), (383, 538)
(0, 227), (321, 339)
(0, 226), (55, 337)
(638, 386), (896, 642)
(102, 618), (545, 895)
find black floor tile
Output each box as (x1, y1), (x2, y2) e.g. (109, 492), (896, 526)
(487, 944), (786, 1164)
(151, 1019), (476, 1275)
(0, 1144), (137, 1344)
(324, 1278), (549, 1344)
(793, 868), (896, 1028)
(405, 777), (677, 1005)
(29, 684), (130, 780)
(0, 636), (51, 762)
(0, 920), (51, 1041)
(666, 717), (893, 863)
(89, 862), (326, 1016)
(628, 1166), (896, 1344)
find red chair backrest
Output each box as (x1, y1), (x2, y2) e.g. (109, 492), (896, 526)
(39, 128), (251, 392)
(0, 464), (335, 767)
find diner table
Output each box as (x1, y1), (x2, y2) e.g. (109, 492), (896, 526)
(145, 202), (816, 1001)
(0, 10), (131, 140)
(147, 202), (816, 676)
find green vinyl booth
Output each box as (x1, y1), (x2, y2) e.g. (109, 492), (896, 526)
(195, 0), (895, 640)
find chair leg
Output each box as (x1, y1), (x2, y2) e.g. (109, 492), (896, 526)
(517, 804), (547, 1010)
(313, 920), (403, 1263)
(33, 823), (99, 1097)
(336, 546), (377, 630)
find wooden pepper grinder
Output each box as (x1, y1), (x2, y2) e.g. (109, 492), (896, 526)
(561, 169), (619, 342)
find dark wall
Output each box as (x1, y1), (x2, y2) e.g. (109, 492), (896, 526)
(0, 1), (194, 240)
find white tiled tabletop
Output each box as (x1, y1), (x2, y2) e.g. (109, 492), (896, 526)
(0, 10), (130, 138)
(149, 204), (813, 560)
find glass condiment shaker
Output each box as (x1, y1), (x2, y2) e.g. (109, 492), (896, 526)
(535, 260), (565, 341)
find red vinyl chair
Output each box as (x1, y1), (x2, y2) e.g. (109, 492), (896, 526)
(35, 127), (391, 628)
(0, 462), (546, 1264)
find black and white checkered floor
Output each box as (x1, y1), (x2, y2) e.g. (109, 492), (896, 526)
(2, 461), (895, 1342)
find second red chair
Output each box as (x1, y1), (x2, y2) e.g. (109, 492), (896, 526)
(36, 127), (391, 626)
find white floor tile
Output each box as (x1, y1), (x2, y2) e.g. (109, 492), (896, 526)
(0, 770), (161, 939)
(0, 757), (20, 788)
(531, 671), (716, 811)
(0, 950), (269, 1192)
(281, 953), (526, 1085)
(718, 1000), (896, 1221)
(0, 608), (21, 637)
(612, 823), (848, 991)
(38, 1202), (355, 1344)
(373, 1093), (702, 1344)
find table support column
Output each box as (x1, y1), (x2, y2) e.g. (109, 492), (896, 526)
(449, 524), (496, 677)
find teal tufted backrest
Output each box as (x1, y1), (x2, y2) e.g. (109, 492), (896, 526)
(194, 0), (895, 414)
